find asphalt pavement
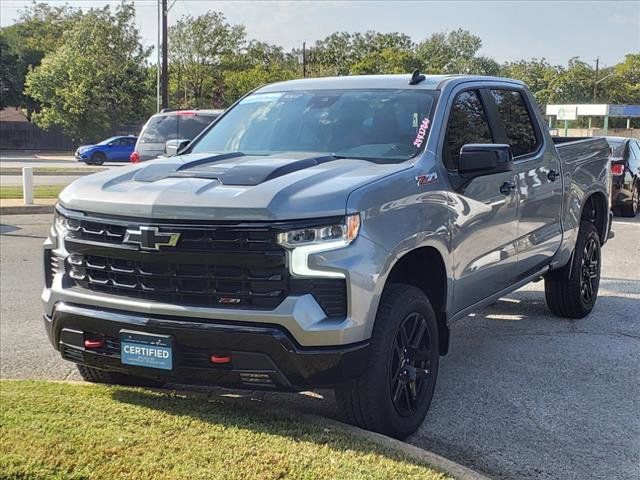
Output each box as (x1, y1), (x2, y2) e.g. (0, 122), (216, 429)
(1, 214), (638, 480)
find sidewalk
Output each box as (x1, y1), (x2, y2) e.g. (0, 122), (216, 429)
(0, 198), (56, 215)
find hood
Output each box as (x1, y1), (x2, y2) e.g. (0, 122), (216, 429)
(59, 151), (411, 221)
(76, 145), (94, 152)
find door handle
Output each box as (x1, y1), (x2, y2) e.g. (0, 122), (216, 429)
(547, 170), (559, 182)
(500, 181), (516, 195)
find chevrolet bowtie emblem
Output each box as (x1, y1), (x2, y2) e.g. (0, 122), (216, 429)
(123, 226), (180, 250)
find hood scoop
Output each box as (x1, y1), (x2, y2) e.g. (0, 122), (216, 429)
(132, 152), (341, 186)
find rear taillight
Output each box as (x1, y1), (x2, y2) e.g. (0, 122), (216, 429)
(130, 151), (140, 163)
(611, 164), (624, 176)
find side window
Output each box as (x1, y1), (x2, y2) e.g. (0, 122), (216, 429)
(127, 138), (137, 146)
(629, 141), (640, 170)
(490, 89), (539, 157)
(112, 138), (125, 146)
(444, 90), (493, 170)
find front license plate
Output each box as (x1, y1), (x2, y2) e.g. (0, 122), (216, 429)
(120, 331), (173, 370)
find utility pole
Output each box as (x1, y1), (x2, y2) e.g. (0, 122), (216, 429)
(593, 57), (599, 103)
(156, 0), (161, 112)
(161, 0), (168, 110)
(302, 41), (307, 78)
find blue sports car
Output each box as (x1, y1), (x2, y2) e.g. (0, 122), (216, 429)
(75, 136), (137, 165)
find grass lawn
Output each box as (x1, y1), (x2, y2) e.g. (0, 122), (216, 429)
(0, 380), (452, 480)
(0, 185), (65, 199)
(0, 167), (105, 175)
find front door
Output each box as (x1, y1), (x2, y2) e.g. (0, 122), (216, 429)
(444, 89), (520, 313)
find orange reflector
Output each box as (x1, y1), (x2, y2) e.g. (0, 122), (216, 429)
(210, 354), (231, 364)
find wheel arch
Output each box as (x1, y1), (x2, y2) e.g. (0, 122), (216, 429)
(384, 246), (450, 355)
(580, 191), (608, 244)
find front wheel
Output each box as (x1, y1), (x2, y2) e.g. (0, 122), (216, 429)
(90, 152), (106, 165)
(335, 283), (439, 439)
(545, 221), (601, 318)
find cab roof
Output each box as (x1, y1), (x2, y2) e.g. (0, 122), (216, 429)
(257, 74), (524, 92)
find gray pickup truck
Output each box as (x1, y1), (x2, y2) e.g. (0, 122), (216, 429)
(43, 73), (611, 438)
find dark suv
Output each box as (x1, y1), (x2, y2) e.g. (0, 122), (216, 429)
(131, 109), (223, 162)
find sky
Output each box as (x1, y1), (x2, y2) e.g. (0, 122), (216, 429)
(1, 0), (639, 67)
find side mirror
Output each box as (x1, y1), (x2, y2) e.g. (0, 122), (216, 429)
(458, 144), (513, 179)
(165, 139), (190, 156)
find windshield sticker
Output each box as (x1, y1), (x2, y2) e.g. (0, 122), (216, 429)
(412, 113), (419, 128)
(239, 92), (284, 104)
(412, 117), (430, 148)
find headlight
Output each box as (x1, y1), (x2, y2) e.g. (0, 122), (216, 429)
(277, 214), (360, 248)
(54, 208), (81, 237)
(278, 214), (360, 278)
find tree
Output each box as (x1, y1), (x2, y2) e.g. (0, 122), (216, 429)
(1, 2), (79, 116)
(222, 66), (297, 106)
(25, 3), (152, 142)
(501, 58), (562, 107)
(416, 29), (483, 73)
(308, 31), (416, 76)
(169, 11), (245, 108)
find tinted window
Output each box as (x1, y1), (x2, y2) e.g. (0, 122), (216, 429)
(490, 89), (538, 157)
(607, 138), (626, 158)
(191, 90), (437, 162)
(111, 138), (127, 146)
(140, 114), (216, 144)
(126, 137), (137, 146)
(629, 141), (640, 170)
(444, 90), (493, 169)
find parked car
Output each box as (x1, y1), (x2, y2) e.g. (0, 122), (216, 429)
(75, 136), (137, 165)
(606, 136), (640, 217)
(130, 109), (223, 163)
(45, 73), (611, 439)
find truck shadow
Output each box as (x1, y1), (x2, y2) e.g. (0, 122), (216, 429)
(109, 386), (437, 473)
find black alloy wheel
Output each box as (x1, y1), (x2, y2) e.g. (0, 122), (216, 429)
(390, 312), (433, 417)
(580, 236), (600, 304)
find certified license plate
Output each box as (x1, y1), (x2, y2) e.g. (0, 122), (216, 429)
(120, 331), (173, 370)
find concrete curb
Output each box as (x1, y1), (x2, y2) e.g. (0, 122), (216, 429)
(0, 204), (55, 215)
(316, 416), (491, 480)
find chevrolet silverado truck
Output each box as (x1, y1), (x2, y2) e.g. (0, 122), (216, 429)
(43, 73), (612, 439)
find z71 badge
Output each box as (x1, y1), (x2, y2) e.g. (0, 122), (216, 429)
(416, 172), (438, 186)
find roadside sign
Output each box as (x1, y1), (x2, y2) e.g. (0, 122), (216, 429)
(557, 107), (577, 121)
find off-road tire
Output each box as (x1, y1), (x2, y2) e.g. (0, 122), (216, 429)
(545, 221), (601, 318)
(90, 152), (106, 165)
(335, 283), (439, 439)
(621, 182), (638, 217)
(77, 364), (164, 387)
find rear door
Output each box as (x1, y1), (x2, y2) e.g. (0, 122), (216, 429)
(444, 88), (520, 313)
(487, 87), (563, 277)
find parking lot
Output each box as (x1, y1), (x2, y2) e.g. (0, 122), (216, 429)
(1, 213), (638, 480)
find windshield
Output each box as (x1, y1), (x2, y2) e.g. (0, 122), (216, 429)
(190, 89), (437, 162)
(97, 137), (118, 145)
(140, 114), (217, 144)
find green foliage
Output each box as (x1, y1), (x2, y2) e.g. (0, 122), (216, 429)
(1, 2), (79, 115)
(169, 11), (245, 108)
(25, 3), (152, 142)
(222, 65), (297, 105)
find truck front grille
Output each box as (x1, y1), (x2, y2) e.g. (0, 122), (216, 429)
(67, 252), (287, 309)
(60, 211), (347, 317)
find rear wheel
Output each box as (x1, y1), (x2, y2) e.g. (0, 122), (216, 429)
(545, 221), (601, 318)
(90, 152), (106, 165)
(335, 284), (439, 439)
(76, 364), (164, 388)
(621, 182), (639, 217)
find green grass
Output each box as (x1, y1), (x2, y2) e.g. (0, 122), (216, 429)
(0, 167), (105, 175)
(0, 380), (451, 480)
(0, 185), (65, 199)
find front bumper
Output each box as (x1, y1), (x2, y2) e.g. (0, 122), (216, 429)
(46, 303), (369, 390)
